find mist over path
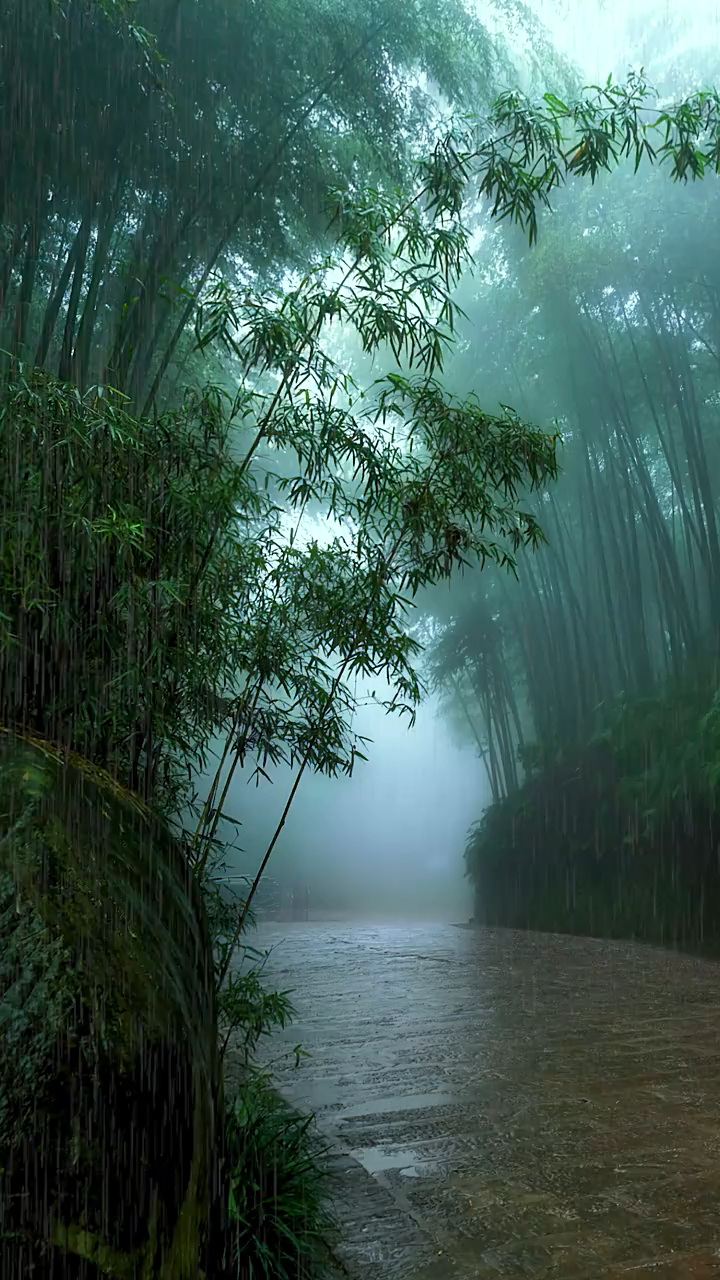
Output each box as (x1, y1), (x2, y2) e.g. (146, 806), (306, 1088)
(255, 922), (720, 1279)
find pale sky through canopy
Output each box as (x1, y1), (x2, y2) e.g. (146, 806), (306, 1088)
(528, 0), (720, 80)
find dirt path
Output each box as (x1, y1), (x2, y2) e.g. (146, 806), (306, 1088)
(255, 922), (720, 1279)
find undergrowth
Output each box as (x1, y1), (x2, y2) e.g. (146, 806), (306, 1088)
(467, 660), (720, 946)
(204, 873), (337, 1279)
(222, 1069), (337, 1280)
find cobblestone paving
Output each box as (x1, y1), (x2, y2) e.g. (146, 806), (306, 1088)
(254, 922), (720, 1279)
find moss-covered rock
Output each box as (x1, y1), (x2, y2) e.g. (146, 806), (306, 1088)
(0, 730), (221, 1279)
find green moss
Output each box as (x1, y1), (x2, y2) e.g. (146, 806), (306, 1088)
(0, 731), (221, 1278)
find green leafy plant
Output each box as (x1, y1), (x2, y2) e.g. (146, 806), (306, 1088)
(221, 1071), (337, 1280)
(218, 953), (295, 1065)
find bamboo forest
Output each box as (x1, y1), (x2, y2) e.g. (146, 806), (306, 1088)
(4, 0), (720, 1277)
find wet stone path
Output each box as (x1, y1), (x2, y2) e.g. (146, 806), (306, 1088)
(254, 922), (720, 1279)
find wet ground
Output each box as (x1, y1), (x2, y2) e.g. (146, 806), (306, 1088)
(254, 922), (720, 1279)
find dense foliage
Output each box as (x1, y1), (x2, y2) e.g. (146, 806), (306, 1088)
(466, 662), (720, 946)
(0, 369), (264, 809)
(0, 0), (568, 412)
(222, 1074), (336, 1280)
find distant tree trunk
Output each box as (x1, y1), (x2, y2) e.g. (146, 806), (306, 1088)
(11, 206), (47, 358)
(35, 214), (91, 369)
(57, 203), (94, 382)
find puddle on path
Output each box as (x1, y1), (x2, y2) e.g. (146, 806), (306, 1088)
(349, 1145), (427, 1175)
(336, 1091), (455, 1120)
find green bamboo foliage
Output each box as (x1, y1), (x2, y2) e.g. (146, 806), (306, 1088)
(0, 0), (563, 410)
(425, 54), (720, 938)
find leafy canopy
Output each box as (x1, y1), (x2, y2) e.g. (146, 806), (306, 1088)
(0, 0), (548, 408)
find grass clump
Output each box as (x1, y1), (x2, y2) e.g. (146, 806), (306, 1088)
(205, 878), (337, 1279)
(221, 1070), (337, 1280)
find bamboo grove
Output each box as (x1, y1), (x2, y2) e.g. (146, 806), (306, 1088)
(428, 44), (720, 944)
(0, 0), (563, 414)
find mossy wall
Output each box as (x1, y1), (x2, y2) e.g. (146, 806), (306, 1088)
(0, 731), (221, 1279)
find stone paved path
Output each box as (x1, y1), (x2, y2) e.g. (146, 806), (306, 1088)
(254, 922), (720, 1279)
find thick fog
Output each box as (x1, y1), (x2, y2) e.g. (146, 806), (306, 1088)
(211, 687), (483, 921)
